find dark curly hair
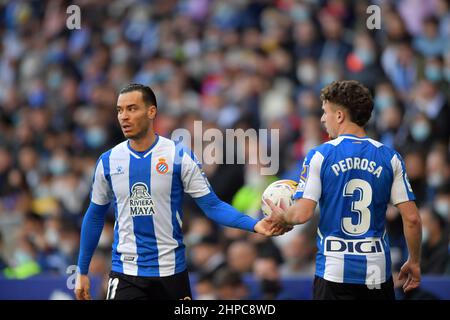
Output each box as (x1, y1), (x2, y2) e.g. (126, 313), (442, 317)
(320, 80), (373, 127)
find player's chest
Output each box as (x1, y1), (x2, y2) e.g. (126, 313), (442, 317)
(108, 154), (177, 197)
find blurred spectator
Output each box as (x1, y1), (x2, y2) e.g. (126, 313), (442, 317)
(425, 145), (450, 201)
(189, 234), (226, 278)
(253, 255), (283, 300)
(226, 240), (257, 274)
(403, 149), (428, 206)
(0, 231), (8, 271)
(420, 207), (449, 274)
(413, 16), (446, 58)
(434, 183), (450, 225)
(381, 41), (419, 98)
(194, 272), (217, 300)
(344, 32), (384, 90)
(213, 268), (249, 300)
(280, 231), (316, 277)
(318, 7), (352, 65)
(4, 237), (41, 279)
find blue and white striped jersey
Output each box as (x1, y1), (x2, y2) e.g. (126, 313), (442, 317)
(91, 135), (210, 277)
(293, 134), (415, 285)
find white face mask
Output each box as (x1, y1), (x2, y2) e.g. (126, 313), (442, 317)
(435, 200), (450, 219)
(45, 228), (59, 247)
(421, 227), (429, 244)
(427, 173), (444, 188)
(59, 241), (74, 256)
(14, 250), (32, 265)
(297, 64), (317, 85)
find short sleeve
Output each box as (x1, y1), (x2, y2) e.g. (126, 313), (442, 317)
(390, 152), (416, 205)
(181, 148), (211, 198)
(293, 149), (324, 202)
(90, 158), (113, 205)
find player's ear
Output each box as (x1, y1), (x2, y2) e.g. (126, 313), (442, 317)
(147, 105), (157, 120)
(336, 108), (347, 124)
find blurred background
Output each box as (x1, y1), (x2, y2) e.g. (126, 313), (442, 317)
(0, 0), (449, 300)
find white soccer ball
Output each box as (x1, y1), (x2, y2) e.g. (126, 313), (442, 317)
(261, 179), (298, 216)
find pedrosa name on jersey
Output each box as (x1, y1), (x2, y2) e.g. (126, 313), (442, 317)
(324, 236), (384, 255)
(331, 157), (383, 178)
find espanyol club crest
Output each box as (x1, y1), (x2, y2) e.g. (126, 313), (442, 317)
(156, 158), (169, 174)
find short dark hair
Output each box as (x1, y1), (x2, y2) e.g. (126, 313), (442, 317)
(119, 83), (157, 108)
(320, 80), (373, 127)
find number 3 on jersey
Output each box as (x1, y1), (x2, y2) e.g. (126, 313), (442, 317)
(341, 179), (372, 236)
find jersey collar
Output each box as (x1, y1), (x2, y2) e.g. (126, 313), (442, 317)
(127, 134), (159, 159)
(339, 134), (369, 139)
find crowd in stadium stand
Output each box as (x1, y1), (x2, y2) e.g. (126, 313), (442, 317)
(0, 0), (449, 299)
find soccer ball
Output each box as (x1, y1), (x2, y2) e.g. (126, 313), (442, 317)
(261, 179), (298, 216)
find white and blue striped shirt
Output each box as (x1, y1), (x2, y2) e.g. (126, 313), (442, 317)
(80, 134), (258, 276)
(91, 135), (211, 277)
(293, 134), (415, 285)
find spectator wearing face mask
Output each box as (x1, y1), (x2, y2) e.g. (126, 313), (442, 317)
(425, 145), (450, 201)
(434, 183), (450, 225)
(381, 41), (419, 99)
(344, 32), (384, 91)
(405, 113), (434, 153)
(422, 56), (445, 85)
(411, 80), (450, 145)
(403, 149), (428, 207)
(253, 255), (285, 300)
(413, 16), (446, 58)
(420, 207), (449, 274)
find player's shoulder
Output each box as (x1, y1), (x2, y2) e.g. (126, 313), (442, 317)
(158, 135), (176, 146)
(97, 141), (129, 160)
(362, 138), (401, 160)
(311, 136), (400, 165)
(308, 138), (342, 158)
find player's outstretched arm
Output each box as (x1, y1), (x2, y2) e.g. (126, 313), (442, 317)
(264, 198), (316, 228)
(397, 200), (422, 293)
(194, 192), (290, 236)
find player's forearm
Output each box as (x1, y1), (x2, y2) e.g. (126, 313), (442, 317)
(402, 215), (422, 264)
(284, 200), (314, 225)
(398, 201), (422, 264)
(194, 192), (258, 232)
(77, 202), (109, 274)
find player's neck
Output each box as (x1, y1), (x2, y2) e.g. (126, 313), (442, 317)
(337, 123), (367, 138)
(129, 130), (157, 152)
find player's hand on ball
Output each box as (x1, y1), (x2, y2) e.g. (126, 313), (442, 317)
(263, 198), (291, 231)
(75, 273), (91, 300)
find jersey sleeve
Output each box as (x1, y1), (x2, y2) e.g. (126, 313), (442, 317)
(180, 147), (211, 198)
(90, 157), (113, 205)
(293, 149), (324, 202)
(390, 152), (416, 205)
